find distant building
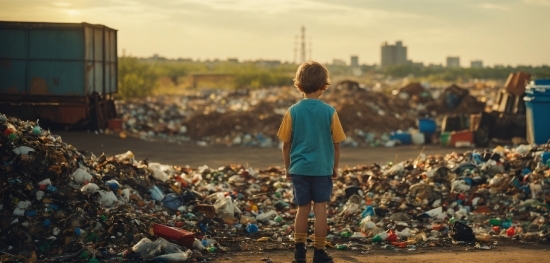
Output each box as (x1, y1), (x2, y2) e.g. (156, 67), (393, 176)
(332, 59), (346, 66)
(446, 56), (460, 68)
(227, 58), (239, 63)
(428, 63), (444, 68)
(151, 53), (168, 61)
(350, 56), (359, 67)
(470, 60), (483, 68)
(256, 60), (281, 67)
(381, 41), (408, 68)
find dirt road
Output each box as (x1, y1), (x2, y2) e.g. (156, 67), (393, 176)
(55, 131), (550, 262)
(210, 245), (550, 263)
(56, 131), (455, 168)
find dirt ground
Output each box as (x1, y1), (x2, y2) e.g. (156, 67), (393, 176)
(56, 131), (459, 168)
(209, 244), (550, 263)
(56, 131), (550, 262)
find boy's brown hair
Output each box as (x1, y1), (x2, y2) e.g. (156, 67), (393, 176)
(293, 61), (331, 94)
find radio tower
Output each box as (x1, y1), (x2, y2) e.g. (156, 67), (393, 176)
(294, 35), (298, 64)
(308, 36), (312, 61)
(300, 26), (306, 63)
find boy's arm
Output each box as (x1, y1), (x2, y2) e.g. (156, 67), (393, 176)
(282, 141), (291, 180)
(332, 143), (340, 180)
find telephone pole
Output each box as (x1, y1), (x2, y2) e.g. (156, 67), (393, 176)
(300, 26), (306, 63)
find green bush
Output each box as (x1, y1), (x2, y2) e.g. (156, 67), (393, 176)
(118, 57), (157, 99)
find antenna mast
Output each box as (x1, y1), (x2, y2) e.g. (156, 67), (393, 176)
(300, 26), (306, 63)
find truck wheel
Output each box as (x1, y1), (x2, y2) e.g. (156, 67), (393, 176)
(474, 126), (489, 147)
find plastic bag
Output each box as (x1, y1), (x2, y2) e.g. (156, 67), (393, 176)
(449, 221), (475, 241)
(97, 190), (118, 207)
(162, 193), (183, 211)
(72, 168), (93, 184)
(13, 146), (35, 155)
(154, 251), (192, 262)
(81, 183), (99, 194)
(149, 185), (165, 202)
(115, 150), (135, 162)
(149, 162), (174, 182)
(214, 196), (241, 219)
(132, 237), (185, 260)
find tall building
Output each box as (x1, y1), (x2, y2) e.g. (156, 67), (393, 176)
(470, 60), (483, 68)
(381, 41), (408, 67)
(446, 56), (460, 68)
(350, 56), (359, 67)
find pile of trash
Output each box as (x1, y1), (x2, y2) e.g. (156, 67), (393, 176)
(2, 113), (549, 262)
(115, 84), (485, 147)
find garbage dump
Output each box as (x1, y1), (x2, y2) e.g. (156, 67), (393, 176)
(115, 85), (485, 147)
(1, 112), (550, 262)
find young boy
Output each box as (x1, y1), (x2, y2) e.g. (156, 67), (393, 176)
(277, 61), (346, 263)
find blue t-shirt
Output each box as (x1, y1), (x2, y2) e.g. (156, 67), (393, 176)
(277, 99), (346, 176)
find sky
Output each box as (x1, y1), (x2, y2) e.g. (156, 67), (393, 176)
(1, 0), (549, 66)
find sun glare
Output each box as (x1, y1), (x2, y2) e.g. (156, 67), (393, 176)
(64, 9), (80, 16)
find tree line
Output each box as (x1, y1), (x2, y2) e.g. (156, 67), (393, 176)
(117, 56), (549, 99)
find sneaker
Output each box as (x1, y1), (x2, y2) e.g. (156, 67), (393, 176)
(313, 249), (334, 263)
(292, 243), (307, 263)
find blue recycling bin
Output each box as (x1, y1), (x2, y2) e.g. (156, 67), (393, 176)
(417, 118), (437, 134)
(390, 131), (412, 145)
(524, 79), (550, 145)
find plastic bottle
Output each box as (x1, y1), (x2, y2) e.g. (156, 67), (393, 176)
(361, 206), (374, 218)
(256, 210), (277, 221)
(8, 133), (18, 141)
(372, 232), (388, 242)
(386, 230), (398, 242)
(336, 244), (348, 250)
(340, 231), (352, 238)
(501, 219), (512, 229)
(489, 218), (501, 226)
(506, 226), (516, 237)
(32, 124), (42, 135)
(448, 217), (456, 224)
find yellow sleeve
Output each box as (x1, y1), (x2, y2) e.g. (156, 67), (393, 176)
(277, 111), (292, 142)
(331, 112), (346, 143)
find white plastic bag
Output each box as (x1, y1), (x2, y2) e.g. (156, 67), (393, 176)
(72, 168), (93, 184)
(149, 162), (173, 182)
(115, 150), (135, 162)
(13, 146), (35, 155)
(81, 183), (99, 194)
(97, 190), (118, 207)
(154, 251), (193, 262)
(214, 196), (241, 219)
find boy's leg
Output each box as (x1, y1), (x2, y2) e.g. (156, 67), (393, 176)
(291, 175), (313, 263)
(311, 176), (334, 263)
(294, 203), (312, 243)
(312, 202), (327, 249)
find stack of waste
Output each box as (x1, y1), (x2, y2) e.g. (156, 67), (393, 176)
(2, 113), (549, 262)
(115, 84), (485, 147)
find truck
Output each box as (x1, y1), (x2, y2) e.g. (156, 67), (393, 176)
(0, 21), (118, 130)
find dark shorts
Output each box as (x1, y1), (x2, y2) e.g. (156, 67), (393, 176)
(291, 175), (333, 206)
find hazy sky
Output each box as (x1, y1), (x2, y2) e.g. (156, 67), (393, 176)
(1, 0), (549, 66)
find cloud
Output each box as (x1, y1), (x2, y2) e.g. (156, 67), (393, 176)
(522, 0), (550, 6)
(477, 3), (510, 11)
